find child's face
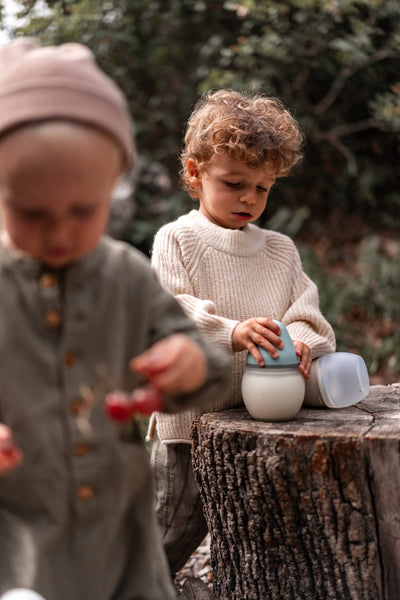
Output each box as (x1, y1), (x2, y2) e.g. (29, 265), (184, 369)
(188, 153), (276, 229)
(0, 122), (122, 268)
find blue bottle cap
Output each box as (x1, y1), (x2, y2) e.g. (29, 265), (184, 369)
(246, 320), (300, 368)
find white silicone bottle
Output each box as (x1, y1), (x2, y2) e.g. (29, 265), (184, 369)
(241, 321), (305, 421)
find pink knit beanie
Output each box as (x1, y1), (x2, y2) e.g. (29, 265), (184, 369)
(0, 37), (135, 167)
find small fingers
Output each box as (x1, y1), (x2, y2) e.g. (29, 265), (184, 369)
(247, 333), (284, 365)
(294, 341), (312, 379)
(252, 323), (283, 358)
(247, 343), (266, 367)
(255, 317), (281, 335)
(298, 362), (310, 379)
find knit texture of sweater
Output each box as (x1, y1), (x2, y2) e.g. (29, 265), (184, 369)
(151, 209), (336, 443)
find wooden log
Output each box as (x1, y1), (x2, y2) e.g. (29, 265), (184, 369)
(191, 384), (400, 600)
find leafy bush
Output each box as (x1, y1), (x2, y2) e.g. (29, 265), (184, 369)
(7, 0), (400, 229)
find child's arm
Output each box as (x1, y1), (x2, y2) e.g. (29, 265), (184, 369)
(105, 334), (209, 421)
(281, 256), (336, 362)
(234, 239), (335, 374)
(152, 228), (239, 353)
(0, 423), (22, 476)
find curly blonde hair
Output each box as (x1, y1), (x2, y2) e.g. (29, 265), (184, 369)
(180, 89), (304, 199)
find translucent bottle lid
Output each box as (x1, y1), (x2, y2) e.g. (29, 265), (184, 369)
(317, 352), (370, 408)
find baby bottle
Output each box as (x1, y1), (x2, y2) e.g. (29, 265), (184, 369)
(241, 320), (305, 421)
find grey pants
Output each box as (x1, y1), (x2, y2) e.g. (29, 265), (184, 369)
(150, 436), (208, 575)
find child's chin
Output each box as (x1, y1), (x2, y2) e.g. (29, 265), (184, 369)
(41, 253), (76, 268)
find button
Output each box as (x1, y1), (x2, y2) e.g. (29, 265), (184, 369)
(76, 485), (94, 501)
(74, 442), (91, 457)
(70, 398), (84, 416)
(44, 309), (61, 329)
(64, 352), (77, 367)
(39, 273), (58, 289)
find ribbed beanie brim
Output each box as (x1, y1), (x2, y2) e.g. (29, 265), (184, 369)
(0, 38), (135, 168)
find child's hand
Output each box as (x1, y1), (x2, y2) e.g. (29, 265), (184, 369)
(232, 317), (284, 366)
(130, 334), (207, 396)
(0, 424), (22, 476)
(293, 340), (311, 379)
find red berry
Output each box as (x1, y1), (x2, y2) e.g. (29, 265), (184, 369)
(129, 384), (163, 415)
(105, 385), (163, 422)
(105, 391), (135, 422)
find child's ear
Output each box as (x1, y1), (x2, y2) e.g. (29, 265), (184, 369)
(187, 159), (202, 188)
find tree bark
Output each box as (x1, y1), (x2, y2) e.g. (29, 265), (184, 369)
(191, 384), (400, 600)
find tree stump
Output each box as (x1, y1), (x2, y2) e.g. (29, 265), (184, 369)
(191, 384), (400, 600)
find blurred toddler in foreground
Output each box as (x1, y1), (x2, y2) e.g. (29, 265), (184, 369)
(0, 38), (229, 599)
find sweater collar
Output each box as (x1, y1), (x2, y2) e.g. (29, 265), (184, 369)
(184, 210), (266, 256)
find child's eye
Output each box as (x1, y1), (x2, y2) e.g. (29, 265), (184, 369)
(17, 209), (46, 221)
(257, 186), (269, 194)
(71, 206), (97, 218)
(224, 181), (241, 189)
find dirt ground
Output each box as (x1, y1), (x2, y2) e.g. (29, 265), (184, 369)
(174, 535), (213, 594)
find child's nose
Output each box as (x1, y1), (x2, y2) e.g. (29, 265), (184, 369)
(46, 217), (72, 242)
(239, 189), (256, 204)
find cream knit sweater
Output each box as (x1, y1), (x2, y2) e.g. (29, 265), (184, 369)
(151, 209), (336, 443)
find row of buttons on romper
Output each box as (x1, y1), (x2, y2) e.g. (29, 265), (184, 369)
(40, 271), (94, 502)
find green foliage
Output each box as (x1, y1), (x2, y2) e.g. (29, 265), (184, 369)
(199, 0), (400, 226)
(12, 0), (400, 231)
(370, 84), (400, 132)
(126, 189), (192, 256)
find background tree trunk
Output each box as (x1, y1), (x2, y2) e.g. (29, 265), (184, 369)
(191, 384), (400, 600)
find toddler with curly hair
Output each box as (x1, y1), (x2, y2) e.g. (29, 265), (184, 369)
(150, 89), (336, 575)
